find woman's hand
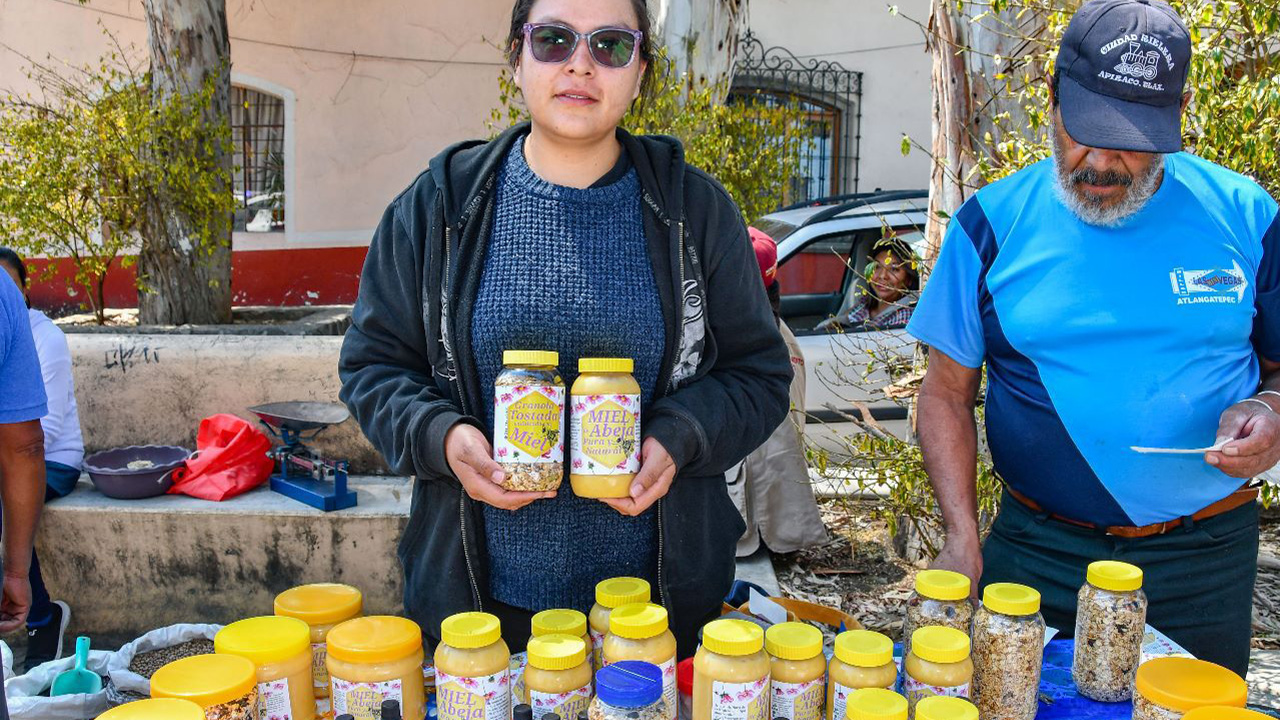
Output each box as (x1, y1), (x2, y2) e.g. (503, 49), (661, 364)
(445, 424), (554, 511)
(602, 437), (677, 517)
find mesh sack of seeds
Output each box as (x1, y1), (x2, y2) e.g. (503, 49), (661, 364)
(5, 649), (115, 720)
(106, 623), (223, 703)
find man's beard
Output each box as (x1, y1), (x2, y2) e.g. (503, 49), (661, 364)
(1052, 123), (1164, 228)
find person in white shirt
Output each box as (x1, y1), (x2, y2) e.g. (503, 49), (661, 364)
(0, 249), (79, 672)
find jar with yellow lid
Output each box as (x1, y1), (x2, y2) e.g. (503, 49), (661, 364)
(590, 578), (651, 671)
(533, 608), (592, 648)
(526, 634), (593, 720)
(845, 689), (907, 720)
(971, 583), (1045, 720)
(275, 583), (363, 707)
(150, 654), (260, 720)
(1184, 709), (1273, 720)
(433, 612), (510, 720)
(495, 350), (565, 492)
(764, 623), (825, 720)
(914, 697), (978, 720)
(328, 616), (426, 720)
(827, 631), (897, 720)
(570, 358), (642, 498)
(904, 627), (973, 709)
(604, 602), (677, 720)
(1133, 657), (1248, 720)
(693, 619), (771, 720)
(216, 615), (316, 720)
(95, 698), (206, 720)
(1073, 560), (1147, 702)
(902, 571), (972, 661)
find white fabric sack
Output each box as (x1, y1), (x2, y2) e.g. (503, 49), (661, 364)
(105, 623), (221, 702)
(4, 650), (114, 720)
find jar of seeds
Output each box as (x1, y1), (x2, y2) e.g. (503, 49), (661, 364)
(591, 661), (668, 720)
(1072, 560), (1147, 702)
(902, 570), (973, 660)
(494, 350), (565, 492)
(971, 583), (1045, 720)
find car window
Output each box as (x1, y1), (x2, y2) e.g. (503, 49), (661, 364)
(830, 225), (924, 332)
(777, 232), (856, 297)
(752, 217), (799, 243)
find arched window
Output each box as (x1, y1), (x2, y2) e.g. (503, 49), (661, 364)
(230, 85), (286, 232)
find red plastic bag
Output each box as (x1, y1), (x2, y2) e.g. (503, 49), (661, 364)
(168, 414), (274, 501)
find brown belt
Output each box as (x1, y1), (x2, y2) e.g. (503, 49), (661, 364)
(1005, 485), (1259, 538)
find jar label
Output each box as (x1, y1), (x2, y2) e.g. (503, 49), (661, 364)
(903, 675), (970, 701)
(771, 677), (823, 720)
(660, 657), (678, 720)
(589, 629), (604, 670)
(570, 394), (641, 474)
(332, 676), (403, 719)
(258, 677), (292, 720)
(830, 680), (895, 720)
(312, 642), (328, 690)
(316, 697), (331, 717)
(494, 384), (565, 464)
(437, 668), (512, 720)
(710, 675), (770, 720)
(530, 682), (592, 720)
(510, 652), (529, 705)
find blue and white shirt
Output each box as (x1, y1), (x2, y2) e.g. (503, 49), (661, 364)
(908, 152), (1280, 526)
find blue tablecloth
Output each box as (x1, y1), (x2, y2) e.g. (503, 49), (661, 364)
(1036, 639), (1131, 719)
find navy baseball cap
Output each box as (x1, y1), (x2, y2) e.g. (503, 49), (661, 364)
(1055, 0), (1191, 153)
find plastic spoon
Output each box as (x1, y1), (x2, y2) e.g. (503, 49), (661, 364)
(49, 636), (101, 696)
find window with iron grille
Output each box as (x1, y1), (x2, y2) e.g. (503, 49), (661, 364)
(231, 86), (285, 232)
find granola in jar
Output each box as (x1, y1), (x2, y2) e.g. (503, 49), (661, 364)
(1133, 656), (1249, 720)
(1072, 561), (1147, 702)
(494, 350), (565, 492)
(902, 570), (973, 660)
(971, 583), (1045, 720)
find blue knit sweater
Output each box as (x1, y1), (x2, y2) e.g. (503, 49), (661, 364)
(472, 138), (665, 612)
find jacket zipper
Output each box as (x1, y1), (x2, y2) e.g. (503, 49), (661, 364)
(655, 218), (685, 615)
(446, 222), (484, 612)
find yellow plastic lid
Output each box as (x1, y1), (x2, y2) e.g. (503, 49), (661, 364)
(274, 583), (363, 626)
(215, 616), (311, 667)
(915, 697), (979, 720)
(1087, 560), (1144, 592)
(504, 350), (559, 367)
(596, 577), (651, 608)
(580, 358), (635, 374)
(910, 627), (970, 665)
(527, 633), (588, 671)
(833, 630), (893, 668)
(764, 622), (823, 661)
(845, 688), (908, 720)
(96, 698), (206, 720)
(328, 615), (424, 663)
(1135, 657), (1248, 712)
(1184, 708), (1273, 720)
(532, 609), (588, 639)
(610, 603), (669, 640)
(439, 612), (502, 650)
(982, 583), (1041, 617)
(149, 654), (257, 708)
(914, 570), (971, 602)
(701, 619), (764, 656)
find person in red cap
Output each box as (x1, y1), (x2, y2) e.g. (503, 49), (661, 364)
(727, 229), (827, 556)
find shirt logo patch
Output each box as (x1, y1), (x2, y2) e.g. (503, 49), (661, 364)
(1169, 260), (1249, 305)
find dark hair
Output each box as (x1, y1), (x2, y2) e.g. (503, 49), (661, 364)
(1051, 71), (1060, 107)
(505, 0), (657, 99)
(0, 247), (26, 287)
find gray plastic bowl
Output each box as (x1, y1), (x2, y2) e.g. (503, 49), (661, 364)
(83, 445), (190, 499)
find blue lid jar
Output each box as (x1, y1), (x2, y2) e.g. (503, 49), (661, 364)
(596, 661), (663, 709)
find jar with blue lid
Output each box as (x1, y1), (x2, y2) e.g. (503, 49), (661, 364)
(590, 660), (667, 720)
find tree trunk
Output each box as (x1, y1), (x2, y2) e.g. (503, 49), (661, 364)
(650, 0), (746, 94)
(138, 0), (232, 325)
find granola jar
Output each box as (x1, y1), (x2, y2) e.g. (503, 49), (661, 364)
(150, 653), (260, 720)
(765, 623), (825, 720)
(434, 612), (510, 720)
(902, 571), (971, 661)
(844, 689), (907, 720)
(693, 619), (771, 720)
(570, 358), (642, 498)
(604, 603), (678, 720)
(526, 634), (593, 720)
(590, 578), (651, 671)
(328, 616), (426, 720)
(913, 697), (978, 720)
(215, 616), (316, 720)
(827, 631), (896, 720)
(97, 698), (207, 720)
(494, 350), (565, 492)
(971, 583), (1045, 720)
(1133, 657), (1247, 720)
(590, 661), (667, 720)
(1072, 560), (1147, 702)
(274, 583), (364, 706)
(1183, 709), (1274, 720)
(904, 627), (973, 710)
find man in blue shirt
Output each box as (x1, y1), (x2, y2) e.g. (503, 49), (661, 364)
(0, 265), (50, 705)
(909, 0), (1280, 675)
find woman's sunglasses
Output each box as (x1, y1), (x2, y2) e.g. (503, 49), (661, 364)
(522, 23), (643, 68)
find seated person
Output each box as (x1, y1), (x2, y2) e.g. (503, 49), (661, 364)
(818, 236), (919, 331)
(0, 249), (81, 671)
